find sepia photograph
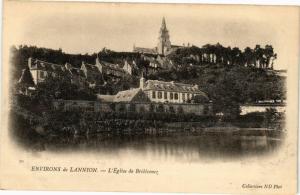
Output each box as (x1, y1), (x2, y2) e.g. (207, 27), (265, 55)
(0, 1), (298, 194)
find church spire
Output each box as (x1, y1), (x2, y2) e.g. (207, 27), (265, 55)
(157, 17), (171, 55)
(161, 17), (167, 29)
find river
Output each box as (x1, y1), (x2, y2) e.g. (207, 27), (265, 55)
(33, 131), (283, 162)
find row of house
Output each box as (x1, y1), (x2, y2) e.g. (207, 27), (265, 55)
(27, 57), (134, 86)
(25, 56), (209, 104)
(142, 55), (174, 72)
(20, 56), (212, 116)
(26, 54), (175, 87)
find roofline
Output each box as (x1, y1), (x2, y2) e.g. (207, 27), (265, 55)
(143, 88), (206, 94)
(146, 79), (197, 87)
(31, 58), (63, 67)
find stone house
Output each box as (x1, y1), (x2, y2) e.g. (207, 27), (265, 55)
(28, 58), (65, 85)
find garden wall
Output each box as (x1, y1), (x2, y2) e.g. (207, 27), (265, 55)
(52, 100), (213, 116)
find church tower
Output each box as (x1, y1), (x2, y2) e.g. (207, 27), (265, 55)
(157, 17), (171, 55)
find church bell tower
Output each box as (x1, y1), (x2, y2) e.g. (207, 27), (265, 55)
(157, 17), (171, 55)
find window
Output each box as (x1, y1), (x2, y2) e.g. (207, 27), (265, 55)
(164, 92), (167, 99)
(182, 93), (185, 101)
(152, 91), (156, 99)
(187, 93), (190, 100)
(170, 93), (173, 100)
(158, 92), (162, 99)
(174, 93), (178, 100)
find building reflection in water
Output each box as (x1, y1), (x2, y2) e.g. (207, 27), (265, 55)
(39, 132), (283, 162)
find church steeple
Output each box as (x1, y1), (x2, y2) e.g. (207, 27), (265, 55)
(157, 17), (171, 55)
(161, 17), (167, 29)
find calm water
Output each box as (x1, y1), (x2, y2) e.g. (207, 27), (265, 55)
(32, 131), (283, 162)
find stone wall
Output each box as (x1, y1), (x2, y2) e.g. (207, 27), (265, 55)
(53, 100), (212, 116)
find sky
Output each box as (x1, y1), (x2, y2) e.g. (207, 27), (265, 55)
(7, 2), (300, 70)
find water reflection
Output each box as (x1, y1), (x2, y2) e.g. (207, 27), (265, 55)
(38, 131), (283, 161)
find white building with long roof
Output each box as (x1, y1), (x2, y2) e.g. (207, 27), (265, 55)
(98, 76), (208, 104)
(139, 76), (208, 103)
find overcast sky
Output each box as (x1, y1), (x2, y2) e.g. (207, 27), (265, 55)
(8, 3), (300, 69)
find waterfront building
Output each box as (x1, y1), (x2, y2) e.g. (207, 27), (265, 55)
(98, 76), (208, 104)
(139, 76), (208, 103)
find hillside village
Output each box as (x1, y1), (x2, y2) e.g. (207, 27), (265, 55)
(11, 18), (286, 138)
(7, 18), (289, 152)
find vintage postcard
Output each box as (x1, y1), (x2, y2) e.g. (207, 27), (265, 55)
(0, 1), (298, 194)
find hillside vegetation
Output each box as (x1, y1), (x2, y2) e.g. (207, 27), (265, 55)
(12, 44), (286, 117)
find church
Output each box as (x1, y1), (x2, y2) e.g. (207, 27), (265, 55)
(133, 17), (184, 56)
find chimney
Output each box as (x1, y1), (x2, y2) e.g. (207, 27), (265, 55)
(140, 73), (146, 89)
(95, 56), (101, 66)
(28, 57), (32, 68)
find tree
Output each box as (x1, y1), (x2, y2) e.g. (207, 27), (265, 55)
(207, 69), (247, 119)
(177, 106), (184, 114)
(191, 95), (209, 103)
(264, 45), (276, 69)
(156, 104), (164, 112)
(254, 45), (265, 68)
(243, 47), (254, 67)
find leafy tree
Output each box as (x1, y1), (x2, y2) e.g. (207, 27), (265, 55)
(264, 45), (276, 69)
(156, 104), (164, 112)
(177, 106), (184, 114)
(191, 95), (209, 103)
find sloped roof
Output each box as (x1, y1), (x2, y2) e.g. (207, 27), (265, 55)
(114, 88), (141, 102)
(123, 60), (137, 69)
(83, 62), (100, 74)
(18, 68), (34, 86)
(171, 45), (184, 48)
(69, 67), (85, 77)
(144, 80), (208, 98)
(29, 58), (65, 73)
(156, 56), (172, 68)
(98, 88), (151, 103)
(100, 61), (126, 73)
(133, 47), (157, 55)
(81, 62), (104, 84)
(97, 94), (116, 102)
